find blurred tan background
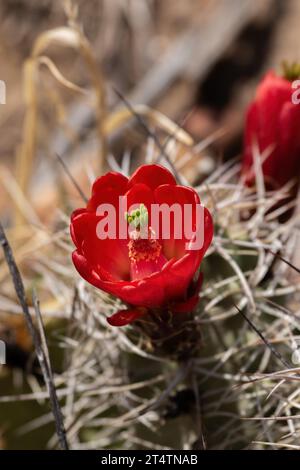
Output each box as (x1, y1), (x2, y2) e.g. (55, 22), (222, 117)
(1, 0), (300, 218)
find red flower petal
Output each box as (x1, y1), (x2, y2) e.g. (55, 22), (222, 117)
(70, 208), (87, 246)
(72, 250), (104, 289)
(72, 250), (168, 307)
(242, 71), (300, 190)
(87, 172), (128, 211)
(70, 164), (214, 315)
(107, 308), (146, 326)
(128, 164), (176, 191)
(172, 295), (199, 313)
(172, 272), (203, 313)
(72, 211), (130, 280)
(154, 184), (204, 260)
(160, 253), (199, 302)
(70, 209), (95, 249)
(115, 274), (167, 307)
(276, 101), (300, 187)
(159, 207), (212, 302)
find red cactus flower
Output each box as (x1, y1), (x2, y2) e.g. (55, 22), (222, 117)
(241, 70), (300, 190)
(70, 164), (213, 326)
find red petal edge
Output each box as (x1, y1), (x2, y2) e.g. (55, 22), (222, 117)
(107, 308), (146, 327)
(128, 164), (176, 191)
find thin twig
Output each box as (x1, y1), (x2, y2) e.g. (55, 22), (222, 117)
(0, 222), (69, 450)
(32, 289), (69, 449)
(267, 249), (300, 275)
(156, 107), (195, 164)
(192, 369), (207, 450)
(55, 153), (88, 204)
(234, 303), (291, 369)
(112, 86), (183, 184)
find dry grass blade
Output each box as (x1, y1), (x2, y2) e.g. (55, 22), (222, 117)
(104, 104), (193, 147)
(15, 23), (107, 227)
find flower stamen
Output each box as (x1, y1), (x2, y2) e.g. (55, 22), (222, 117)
(126, 204), (166, 279)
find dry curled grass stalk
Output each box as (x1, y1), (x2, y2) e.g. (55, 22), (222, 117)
(15, 5), (108, 229)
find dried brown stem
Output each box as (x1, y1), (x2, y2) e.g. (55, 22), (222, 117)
(0, 222), (69, 450)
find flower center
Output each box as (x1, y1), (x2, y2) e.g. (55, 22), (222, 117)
(125, 203), (148, 230)
(128, 234), (162, 263)
(126, 204), (167, 280)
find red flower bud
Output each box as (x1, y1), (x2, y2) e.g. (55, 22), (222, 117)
(241, 71), (300, 190)
(70, 164), (213, 326)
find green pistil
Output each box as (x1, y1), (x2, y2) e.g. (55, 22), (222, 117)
(125, 203), (148, 229)
(282, 60), (300, 81)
